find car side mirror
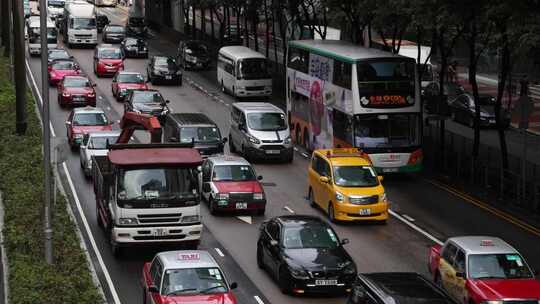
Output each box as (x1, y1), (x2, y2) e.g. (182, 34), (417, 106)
(455, 271), (465, 278)
(319, 176), (329, 183)
(229, 282), (238, 290)
(257, 175), (263, 181)
(92, 83), (97, 87)
(340, 238), (349, 245)
(165, 100), (170, 104)
(148, 285), (159, 293)
(269, 239), (278, 247)
(378, 175), (384, 182)
(65, 121), (71, 125)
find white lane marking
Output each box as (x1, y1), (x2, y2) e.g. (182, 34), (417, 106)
(301, 152), (309, 158)
(236, 216), (252, 224)
(293, 147), (299, 152)
(254, 295), (265, 304)
(401, 214), (415, 222)
(283, 206), (295, 214)
(214, 248), (225, 257)
(26, 59), (122, 304)
(388, 209), (443, 246)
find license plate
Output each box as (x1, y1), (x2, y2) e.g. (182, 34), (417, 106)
(489, 119), (495, 123)
(315, 279), (337, 286)
(382, 168), (398, 173)
(165, 76), (172, 80)
(266, 150), (280, 154)
(73, 97), (85, 101)
(196, 63), (202, 67)
(154, 228), (167, 236)
(359, 208), (371, 215)
(235, 202), (247, 209)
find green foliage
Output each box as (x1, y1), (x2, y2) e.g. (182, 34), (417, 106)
(0, 55), (103, 304)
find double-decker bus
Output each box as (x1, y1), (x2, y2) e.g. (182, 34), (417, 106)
(286, 40), (422, 173)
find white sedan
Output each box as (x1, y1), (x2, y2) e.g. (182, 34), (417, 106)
(79, 131), (120, 178)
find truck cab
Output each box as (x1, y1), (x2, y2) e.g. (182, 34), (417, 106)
(93, 144), (203, 257)
(429, 236), (540, 304)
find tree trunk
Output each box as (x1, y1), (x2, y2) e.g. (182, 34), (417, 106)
(437, 29), (448, 155)
(192, 4), (196, 39)
(210, 7), (215, 40)
(243, 7), (249, 47)
(264, 0), (270, 58)
(495, 25), (510, 170)
(469, 20), (481, 159)
(252, 6), (259, 51)
(271, 0), (279, 65)
(201, 6), (205, 37)
(2, 0), (11, 56)
(183, 0), (190, 36)
(367, 21), (372, 48)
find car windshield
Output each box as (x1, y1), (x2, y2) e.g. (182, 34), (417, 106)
(333, 166), (379, 187)
(73, 113), (108, 126)
(238, 58), (269, 80)
(107, 26), (125, 33)
(71, 18), (96, 30)
(161, 267), (228, 296)
(118, 73), (144, 83)
(49, 50), (69, 60)
(468, 254), (534, 280)
(48, 0), (64, 7)
(131, 91), (163, 104)
(212, 165), (256, 181)
(52, 61), (76, 70)
(354, 114), (420, 148)
(88, 135), (118, 149)
(357, 60), (415, 94)
(98, 48), (122, 59)
(155, 57), (176, 68)
(128, 17), (144, 26)
(117, 168), (199, 201)
(283, 224), (339, 249)
(179, 127), (220, 143)
(63, 78), (90, 88)
(247, 112), (286, 131)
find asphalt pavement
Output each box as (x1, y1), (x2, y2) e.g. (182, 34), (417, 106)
(22, 5), (540, 304)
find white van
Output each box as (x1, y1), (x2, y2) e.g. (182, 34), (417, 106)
(217, 46), (272, 98)
(27, 18), (58, 56)
(61, 1), (97, 47)
(398, 45), (434, 88)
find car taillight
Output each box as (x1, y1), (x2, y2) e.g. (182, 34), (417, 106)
(407, 149), (423, 165)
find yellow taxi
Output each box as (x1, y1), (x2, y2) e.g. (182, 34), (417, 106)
(307, 148), (388, 223)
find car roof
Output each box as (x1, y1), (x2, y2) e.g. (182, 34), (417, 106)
(448, 236), (517, 255)
(168, 113), (216, 126)
(275, 215), (327, 227)
(360, 272), (455, 304)
(73, 106), (105, 114)
(314, 148), (372, 167)
(207, 155), (250, 166)
(108, 147), (203, 166)
(233, 102), (283, 114)
(219, 46), (266, 60)
(157, 250), (219, 270)
(117, 71), (142, 75)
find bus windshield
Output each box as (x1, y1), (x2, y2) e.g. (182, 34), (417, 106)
(357, 60), (415, 94)
(354, 114), (420, 148)
(238, 58), (269, 80)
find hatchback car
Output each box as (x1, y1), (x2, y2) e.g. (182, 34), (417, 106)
(48, 59), (81, 86)
(102, 24), (126, 43)
(124, 89), (169, 118)
(176, 40), (210, 70)
(307, 148), (388, 223)
(57, 76), (96, 108)
(201, 155), (265, 215)
(65, 107), (112, 148)
(257, 215), (356, 295)
(142, 251), (238, 304)
(120, 37), (148, 58)
(147, 56), (182, 85)
(47, 48), (71, 64)
(93, 44), (124, 77)
(79, 131), (120, 177)
(111, 71), (148, 101)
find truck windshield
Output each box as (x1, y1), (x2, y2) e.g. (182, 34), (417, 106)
(468, 254), (534, 279)
(71, 18), (96, 30)
(117, 168), (198, 201)
(354, 113), (420, 148)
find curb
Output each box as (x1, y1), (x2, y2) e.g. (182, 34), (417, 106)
(0, 193), (9, 304)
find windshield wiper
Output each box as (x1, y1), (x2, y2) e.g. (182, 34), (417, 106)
(166, 288), (197, 296)
(200, 285), (224, 294)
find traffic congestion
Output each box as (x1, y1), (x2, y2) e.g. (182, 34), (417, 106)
(21, 0), (540, 303)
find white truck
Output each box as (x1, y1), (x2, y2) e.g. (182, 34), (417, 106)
(61, 1), (97, 47)
(46, 0), (66, 21)
(27, 18), (58, 56)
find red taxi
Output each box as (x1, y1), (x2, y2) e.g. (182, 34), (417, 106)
(57, 76), (96, 108)
(111, 71), (148, 101)
(142, 250), (238, 304)
(201, 156), (266, 215)
(48, 59), (80, 86)
(429, 236), (540, 304)
(93, 44), (125, 77)
(65, 107), (112, 148)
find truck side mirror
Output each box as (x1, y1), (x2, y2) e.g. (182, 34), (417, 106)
(148, 285), (158, 293)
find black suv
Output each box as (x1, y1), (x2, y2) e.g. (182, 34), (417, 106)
(124, 89), (169, 119)
(176, 40), (211, 70)
(163, 113), (226, 156)
(347, 272), (457, 304)
(146, 56), (182, 86)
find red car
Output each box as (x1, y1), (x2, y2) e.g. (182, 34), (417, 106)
(57, 76), (96, 108)
(201, 155), (266, 215)
(93, 44), (125, 77)
(429, 236), (540, 304)
(65, 107), (112, 148)
(111, 71), (148, 101)
(142, 251), (238, 304)
(48, 59), (80, 86)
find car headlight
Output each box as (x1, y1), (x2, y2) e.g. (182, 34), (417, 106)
(181, 215), (200, 223)
(481, 301), (503, 304)
(248, 136), (260, 144)
(118, 218), (137, 225)
(74, 133), (83, 139)
(253, 193), (264, 200)
(62, 92), (70, 97)
(119, 88), (127, 93)
(176, 71), (182, 75)
(339, 261), (356, 275)
(289, 266), (310, 279)
(283, 136), (291, 144)
(335, 191), (345, 202)
(88, 92), (95, 98)
(216, 193), (229, 200)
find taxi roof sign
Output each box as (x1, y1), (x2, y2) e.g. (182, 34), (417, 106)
(480, 239), (495, 247)
(178, 253), (200, 261)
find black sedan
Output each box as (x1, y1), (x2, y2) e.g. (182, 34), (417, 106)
(102, 25), (126, 43)
(124, 89), (169, 119)
(125, 16), (147, 38)
(47, 48), (71, 64)
(120, 37), (148, 58)
(257, 215), (356, 295)
(449, 93), (511, 128)
(146, 56), (182, 86)
(347, 273), (457, 304)
(176, 40), (211, 70)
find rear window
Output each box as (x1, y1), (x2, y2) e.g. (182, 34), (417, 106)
(131, 91), (164, 104)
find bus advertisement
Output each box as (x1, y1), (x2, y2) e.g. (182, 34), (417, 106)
(286, 40), (423, 173)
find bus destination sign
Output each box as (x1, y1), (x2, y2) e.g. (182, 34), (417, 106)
(360, 95), (414, 108)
